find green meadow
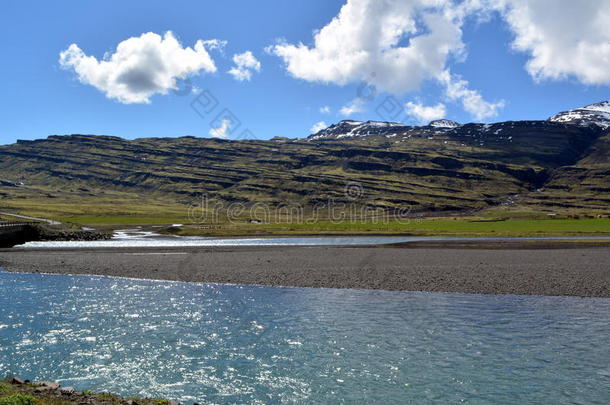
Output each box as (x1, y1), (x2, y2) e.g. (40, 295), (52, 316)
(2, 192), (609, 236)
(174, 217), (610, 237)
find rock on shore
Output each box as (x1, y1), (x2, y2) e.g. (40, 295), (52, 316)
(3, 378), (184, 405)
(31, 224), (112, 242)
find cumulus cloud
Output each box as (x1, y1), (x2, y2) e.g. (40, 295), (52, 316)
(498, 0), (610, 85)
(438, 70), (505, 121)
(268, 0), (505, 120)
(280, 0), (609, 120)
(310, 121), (328, 133)
(209, 119), (231, 139)
(319, 105), (331, 114)
(269, 0), (465, 94)
(405, 101), (446, 123)
(59, 31), (219, 104)
(228, 51), (261, 81)
(340, 98), (366, 116)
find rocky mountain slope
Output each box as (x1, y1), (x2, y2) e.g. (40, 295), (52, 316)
(549, 101), (610, 129)
(1, 102), (609, 215)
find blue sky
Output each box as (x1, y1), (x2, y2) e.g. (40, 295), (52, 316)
(0, 0), (608, 144)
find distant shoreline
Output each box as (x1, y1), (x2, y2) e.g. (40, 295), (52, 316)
(2, 241), (609, 298)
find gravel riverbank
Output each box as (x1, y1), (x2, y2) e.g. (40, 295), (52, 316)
(1, 241), (609, 297)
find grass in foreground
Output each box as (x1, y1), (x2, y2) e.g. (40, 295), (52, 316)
(0, 380), (179, 405)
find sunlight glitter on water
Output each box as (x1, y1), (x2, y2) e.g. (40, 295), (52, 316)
(1, 272), (610, 403)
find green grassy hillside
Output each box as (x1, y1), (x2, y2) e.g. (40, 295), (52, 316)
(0, 120), (608, 228)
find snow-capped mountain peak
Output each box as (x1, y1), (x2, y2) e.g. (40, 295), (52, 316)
(308, 120), (409, 140)
(548, 101), (610, 129)
(306, 101), (609, 142)
(582, 101), (610, 113)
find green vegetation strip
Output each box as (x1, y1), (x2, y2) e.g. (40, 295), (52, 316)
(176, 218), (610, 237)
(0, 380), (181, 405)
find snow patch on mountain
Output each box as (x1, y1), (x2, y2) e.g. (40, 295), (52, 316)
(428, 119), (461, 129)
(307, 102), (610, 142)
(549, 101), (610, 129)
(308, 120), (409, 140)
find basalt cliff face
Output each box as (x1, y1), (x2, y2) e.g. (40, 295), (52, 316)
(1, 102), (609, 214)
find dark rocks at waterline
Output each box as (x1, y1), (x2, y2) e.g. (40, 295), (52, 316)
(0, 224), (111, 248)
(6, 378), (184, 405)
(31, 224), (112, 242)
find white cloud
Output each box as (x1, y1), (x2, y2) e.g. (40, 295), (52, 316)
(201, 39), (227, 51)
(269, 0), (465, 94)
(268, 0), (504, 121)
(405, 101), (446, 123)
(340, 98), (365, 116)
(499, 0), (610, 86)
(319, 105), (331, 114)
(59, 31), (219, 104)
(228, 51), (261, 81)
(284, 0), (609, 120)
(209, 119), (231, 139)
(438, 70), (505, 121)
(310, 121), (328, 133)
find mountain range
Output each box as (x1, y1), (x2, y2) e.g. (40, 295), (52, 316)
(1, 101), (609, 218)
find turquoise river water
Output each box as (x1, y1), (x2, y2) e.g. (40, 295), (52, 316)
(1, 271), (609, 404)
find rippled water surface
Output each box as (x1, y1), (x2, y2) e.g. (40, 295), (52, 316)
(1, 272), (609, 404)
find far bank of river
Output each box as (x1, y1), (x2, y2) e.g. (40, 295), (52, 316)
(1, 233), (609, 297)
